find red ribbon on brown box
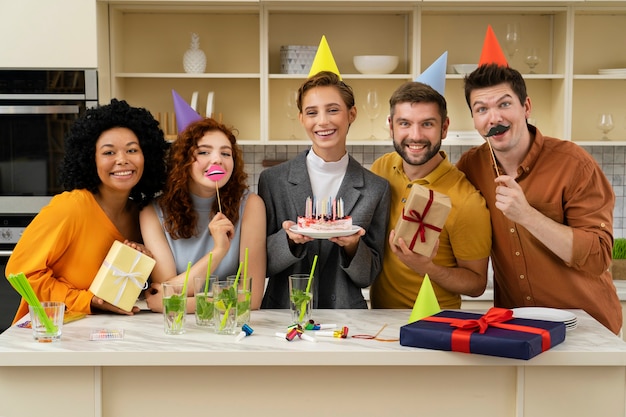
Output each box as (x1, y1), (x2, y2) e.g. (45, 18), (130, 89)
(392, 184), (451, 257)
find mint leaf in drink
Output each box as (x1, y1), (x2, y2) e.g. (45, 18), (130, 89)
(196, 296), (214, 320)
(291, 289), (311, 305)
(217, 286), (237, 306)
(164, 294), (185, 313)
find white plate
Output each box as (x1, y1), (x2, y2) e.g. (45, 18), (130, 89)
(289, 225), (363, 239)
(598, 68), (626, 74)
(511, 307), (577, 323)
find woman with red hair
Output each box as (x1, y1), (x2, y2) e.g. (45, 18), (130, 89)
(140, 118), (266, 312)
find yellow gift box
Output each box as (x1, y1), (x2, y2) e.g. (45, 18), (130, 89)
(89, 240), (156, 312)
(392, 184), (451, 257)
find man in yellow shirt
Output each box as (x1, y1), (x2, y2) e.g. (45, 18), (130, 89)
(370, 74), (492, 309)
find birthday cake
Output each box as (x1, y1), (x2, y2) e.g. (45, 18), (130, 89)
(297, 196), (352, 232)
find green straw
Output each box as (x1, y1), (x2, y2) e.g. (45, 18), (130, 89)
(305, 255), (317, 294)
(299, 255), (318, 322)
(243, 248), (250, 303)
(7, 272), (57, 333)
(204, 252), (213, 294)
(174, 262), (191, 327)
(220, 262), (243, 330)
(232, 262), (243, 289)
(243, 248), (249, 291)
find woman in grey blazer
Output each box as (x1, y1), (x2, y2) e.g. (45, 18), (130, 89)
(259, 71), (390, 310)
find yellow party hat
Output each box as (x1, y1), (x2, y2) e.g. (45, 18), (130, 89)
(308, 35), (341, 80)
(408, 274), (441, 323)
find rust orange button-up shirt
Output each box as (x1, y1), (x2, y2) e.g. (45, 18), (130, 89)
(457, 127), (622, 334)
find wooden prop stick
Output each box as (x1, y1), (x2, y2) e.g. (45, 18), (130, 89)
(215, 183), (222, 213)
(486, 138), (501, 178)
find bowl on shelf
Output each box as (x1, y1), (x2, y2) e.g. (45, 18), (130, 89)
(353, 55), (399, 74)
(453, 64), (478, 75)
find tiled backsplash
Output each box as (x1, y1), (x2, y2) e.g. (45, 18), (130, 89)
(242, 144), (626, 238)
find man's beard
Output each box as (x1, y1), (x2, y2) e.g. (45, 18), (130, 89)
(393, 137), (441, 166)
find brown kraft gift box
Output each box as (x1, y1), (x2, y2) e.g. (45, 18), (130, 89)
(392, 184), (451, 257)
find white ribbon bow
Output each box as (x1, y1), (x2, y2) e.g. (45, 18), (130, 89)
(103, 252), (149, 306)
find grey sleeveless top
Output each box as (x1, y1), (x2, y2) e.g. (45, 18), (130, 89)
(154, 190), (249, 278)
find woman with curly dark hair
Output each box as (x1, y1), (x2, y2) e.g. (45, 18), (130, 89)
(140, 118), (266, 312)
(6, 99), (168, 322)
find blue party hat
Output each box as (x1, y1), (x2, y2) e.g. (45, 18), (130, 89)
(416, 51), (447, 96)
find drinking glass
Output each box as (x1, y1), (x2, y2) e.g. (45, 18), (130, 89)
(505, 23), (520, 60)
(194, 275), (217, 328)
(597, 113), (614, 141)
(524, 48), (541, 74)
(363, 89), (381, 139)
(29, 301), (65, 342)
(286, 89), (299, 139)
(289, 274), (313, 325)
(213, 280), (237, 335)
(162, 282), (186, 335)
(226, 275), (252, 326)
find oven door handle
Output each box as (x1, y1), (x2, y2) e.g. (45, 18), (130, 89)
(0, 250), (13, 257)
(0, 105), (80, 115)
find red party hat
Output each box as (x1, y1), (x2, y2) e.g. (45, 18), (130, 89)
(478, 25), (508, 67)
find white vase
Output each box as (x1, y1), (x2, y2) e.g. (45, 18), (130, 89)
(183, 33), (206, 74)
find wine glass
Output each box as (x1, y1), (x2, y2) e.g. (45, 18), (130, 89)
(524, 48), (541, 74)
(363, 89), (381, 139)
(597, 113), (614, 141)
(505, 23), (521, 61)
(285, 89), (299, 139)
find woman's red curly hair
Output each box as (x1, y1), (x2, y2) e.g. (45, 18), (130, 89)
(159, 118), (248, 239)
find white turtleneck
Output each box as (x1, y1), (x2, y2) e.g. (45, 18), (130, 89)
(306, 147), (349, 199)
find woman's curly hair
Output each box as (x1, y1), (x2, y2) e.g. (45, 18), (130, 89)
(160, 118), (248, 239)
(59, 99), (168, 209)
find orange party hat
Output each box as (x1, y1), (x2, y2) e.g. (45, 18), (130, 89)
(308, 35), (341, 80)
(478, 25), (509, 67)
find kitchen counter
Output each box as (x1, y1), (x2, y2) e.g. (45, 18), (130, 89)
(1, 309), (625, 417)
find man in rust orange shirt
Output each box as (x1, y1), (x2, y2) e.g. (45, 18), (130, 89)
(457, 64), (622, 335)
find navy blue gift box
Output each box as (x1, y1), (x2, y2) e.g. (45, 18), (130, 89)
(399, 309), (566, 360)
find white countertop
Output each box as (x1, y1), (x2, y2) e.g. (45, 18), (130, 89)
(1, 308), (625, 367)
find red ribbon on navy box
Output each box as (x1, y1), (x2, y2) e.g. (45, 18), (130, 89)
(401, 189), (442, 250)
(423, 307), (552, 353)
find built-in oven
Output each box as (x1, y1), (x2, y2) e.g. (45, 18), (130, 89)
(0, 69), (98, 331)
(0, 214), (33, 332)
(0, 69), (98, 214)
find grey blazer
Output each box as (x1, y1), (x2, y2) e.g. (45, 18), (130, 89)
(259, 150), (390, 309)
